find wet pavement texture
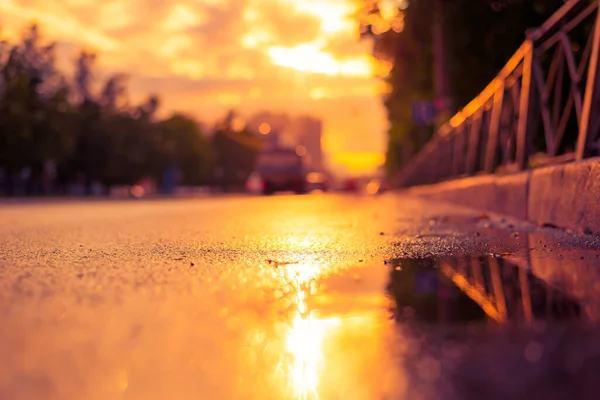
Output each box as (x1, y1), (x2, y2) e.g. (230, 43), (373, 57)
(1, 193), (600, 399)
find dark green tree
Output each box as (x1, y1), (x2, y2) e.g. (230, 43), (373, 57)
(0, 24), (233, 196)
(0, 25), (75, 194)
(359, 0), (566, 177)
(158, 113), (213, 186)
(211, 111), (262, 191)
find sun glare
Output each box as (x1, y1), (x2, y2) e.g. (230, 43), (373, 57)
(268, 44), (371, 77)
(0, 0), (388, 176)
(241, 30), (272, 49)
(286, 313), (340, 399)
(331, 152), (386, 174)
(287, 0), (355, 34)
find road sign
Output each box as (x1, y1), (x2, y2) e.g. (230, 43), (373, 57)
(412, 101), (435, 126)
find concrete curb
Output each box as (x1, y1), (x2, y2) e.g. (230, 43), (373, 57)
(406, 157), (600, 235)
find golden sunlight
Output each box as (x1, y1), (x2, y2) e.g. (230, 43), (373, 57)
(0, 0), (389, 176)
(0, 1), (118, 50)
(286, 313), (341, 399)
(331, 152), (386, 174)
(281, 263), (326, 288)
(159, 35), (194, 58)
(171, 60), (205, 79)
(267, 44), (371, 77)
(291, 0), (355, 34)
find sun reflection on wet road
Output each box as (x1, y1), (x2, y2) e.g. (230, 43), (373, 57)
(273, 258), (355, 400)
(230, 247), (402, 400)
(286, 313), (340, 400)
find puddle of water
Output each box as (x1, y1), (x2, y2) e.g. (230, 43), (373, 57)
(7, 235), (598, 400)
(233, 240), (600, 400)
(235, 245), (600, 400)
(382, 252), (600, 400)
(387, 256), (584, 326)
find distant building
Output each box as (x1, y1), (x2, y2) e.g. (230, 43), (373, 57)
(291, 116), (324, 172)
(246, 112), (295, 147)
(246, 111), (325, 172)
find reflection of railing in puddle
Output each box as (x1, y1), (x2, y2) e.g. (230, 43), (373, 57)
(387, 256), (583, 325)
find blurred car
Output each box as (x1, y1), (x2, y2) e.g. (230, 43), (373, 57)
(245, 171), (264, 194)
(377, 179), (390, 193)
(254, 148), (306, 195)
(305, 172), (329, 192)
(342, 178), (359, 193)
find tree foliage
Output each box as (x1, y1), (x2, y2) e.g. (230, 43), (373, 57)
(0, 25), (258, 195)
(359, 0), (566, 176)
(211, 111), (262, 191)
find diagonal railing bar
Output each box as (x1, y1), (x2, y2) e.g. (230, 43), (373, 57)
(577, 0), (600, 159)
(556, 90), (575, 150)
(478, 105), (492, 171)
(545, 46), (562, 95)
(396, 0), (600, 187)
(537, 1), (598, 53)
(551, 23), (595, 154)
(535, 0), (590, 36)
(532, 58), (556, 154)
(485, 85), (504, 172)
(510, 77), (522, 113)
(466, 110), (483, 174)
(499, 92), (516, 166)
(552, 49), (565, 130)
(564, 1), (599, 33)
(560, 32), (584, 123)
(578, 24), (595, 79)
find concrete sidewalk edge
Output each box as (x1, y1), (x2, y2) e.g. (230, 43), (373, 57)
(402, 157), (600, 235)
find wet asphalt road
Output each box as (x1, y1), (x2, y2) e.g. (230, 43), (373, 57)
(1, 193), (600, 400)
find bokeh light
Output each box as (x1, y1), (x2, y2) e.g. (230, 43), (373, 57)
(259, 123), (272, 135)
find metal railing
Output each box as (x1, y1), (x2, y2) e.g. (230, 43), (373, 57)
(397, 0), (600, 187)
(438, 255), (583, 323)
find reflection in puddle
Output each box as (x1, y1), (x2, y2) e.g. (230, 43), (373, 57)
(278, 263), (330, 399)
(384, 254), (599, 399)
(286, 313), (340, 399)
(387, 256), (584, 326)
(247, 260), (404, 400)
(240, 250), (598, 399)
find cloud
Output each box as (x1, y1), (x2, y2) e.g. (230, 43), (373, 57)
(1, 0), (371, 81)
(251, 0), (323, 46)
(0, 0), (387, 174)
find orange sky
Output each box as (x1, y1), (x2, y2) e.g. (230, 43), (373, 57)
(0, 0), (388, 176)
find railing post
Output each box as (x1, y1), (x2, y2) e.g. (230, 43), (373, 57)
(453, 129), (463, 176)
(516, 38), (536, 170)
(444, 135), (453, 181)
(485, 87), (505, 173)
(576, 0), (600, 160)
(466, 111), (483, 174)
